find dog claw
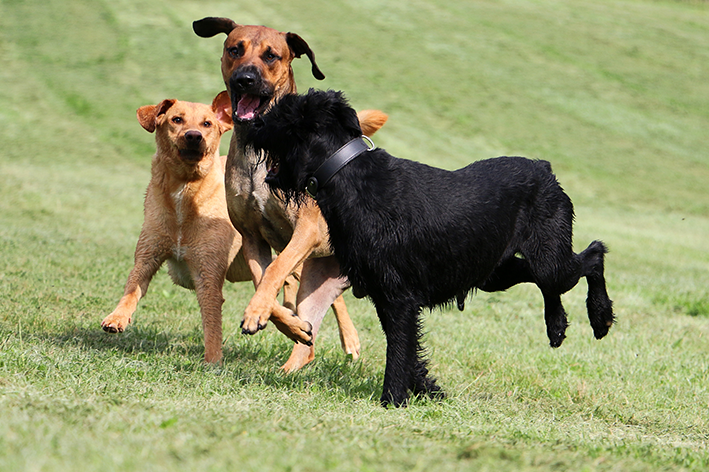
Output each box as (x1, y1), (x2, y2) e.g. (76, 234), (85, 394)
(101, 319), (125, 334)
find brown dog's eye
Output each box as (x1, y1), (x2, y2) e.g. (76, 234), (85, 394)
(263, 49), (280, 64)
(203, 121), (212, 128)
(172, 116), (183, 124)
(227, 46), (242, 59)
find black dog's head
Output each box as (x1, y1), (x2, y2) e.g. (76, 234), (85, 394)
(247, 89), (363, 202)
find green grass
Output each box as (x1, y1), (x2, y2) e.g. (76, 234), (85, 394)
(1, 0), (708, 470)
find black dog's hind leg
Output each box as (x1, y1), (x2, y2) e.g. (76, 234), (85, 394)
(479, 256), (535, 292)
(579, 240), (614, 339)
(479, 255), (570, 347)
(541, 291), (570, 348)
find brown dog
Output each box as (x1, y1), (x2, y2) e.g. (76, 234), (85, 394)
(194, 18), (388, 371)
(101, 93), (308, 363)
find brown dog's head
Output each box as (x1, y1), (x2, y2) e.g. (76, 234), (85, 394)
(193, 17), (325, 123)
(137, 91), (233, 166)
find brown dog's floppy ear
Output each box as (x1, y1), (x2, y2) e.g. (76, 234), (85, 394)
(193, 17), (239, 37)
(212, 91), (233, 132)
(136, 99), (176, 133)
(286, 33), (325, 80)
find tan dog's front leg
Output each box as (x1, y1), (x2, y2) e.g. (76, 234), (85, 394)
(102, 234), (166, 333)
(193, 276), (225, 364)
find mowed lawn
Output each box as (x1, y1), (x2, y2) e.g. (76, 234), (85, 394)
(1, 0), (708, 470)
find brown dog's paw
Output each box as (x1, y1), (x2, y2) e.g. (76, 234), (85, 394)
(259, 304), (313, 345)
(101, 313), (130, 333)
(241, 299), (273, 335)
(342, 334), (361, 360)
(281, 343), (315, 372)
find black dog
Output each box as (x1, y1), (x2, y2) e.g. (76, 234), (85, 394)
(248, 89), (615, 407)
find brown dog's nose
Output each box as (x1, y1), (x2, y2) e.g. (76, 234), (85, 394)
(184, 130), (203, 144)
(234, 70), (257, 90)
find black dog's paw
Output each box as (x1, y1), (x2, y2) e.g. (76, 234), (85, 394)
(588, 296), (614, 340)
(548, 330), (566, 348)
(413, 376), (446, 400)
(380, 390), (410, 408)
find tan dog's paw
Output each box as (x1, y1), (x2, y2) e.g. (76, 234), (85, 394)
(101, 312), (131, 333)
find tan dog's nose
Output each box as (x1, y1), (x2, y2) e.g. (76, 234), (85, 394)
(184, 130), (203, 144)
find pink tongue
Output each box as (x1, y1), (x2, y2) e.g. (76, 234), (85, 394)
(236, 95), (260, 120)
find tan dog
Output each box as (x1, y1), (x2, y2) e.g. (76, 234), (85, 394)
(194, 18), (388, 371)
(101, 93), (307, 363)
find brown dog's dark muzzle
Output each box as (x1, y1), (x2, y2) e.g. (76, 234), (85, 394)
(229, 66), (274, 122)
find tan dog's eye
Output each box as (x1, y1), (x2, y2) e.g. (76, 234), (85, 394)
(203, 121), (212, 128)
(172, 116), (183, 124)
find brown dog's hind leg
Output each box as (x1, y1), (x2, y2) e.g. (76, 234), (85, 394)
(332, 295), (360, 360)
(280, 293), (359, 372)
(281, 256), (355, 371)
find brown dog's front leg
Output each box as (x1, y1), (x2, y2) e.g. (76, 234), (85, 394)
(240, 234), (313, 343)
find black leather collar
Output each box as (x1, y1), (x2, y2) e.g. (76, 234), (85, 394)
(305, 135), (375, 197)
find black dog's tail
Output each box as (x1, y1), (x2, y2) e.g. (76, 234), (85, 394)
(579, 240), (615, 339)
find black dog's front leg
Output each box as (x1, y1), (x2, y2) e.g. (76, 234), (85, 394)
(377, 303), (421, 407)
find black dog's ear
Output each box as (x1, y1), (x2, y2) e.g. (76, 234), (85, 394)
(286, 33), (325, 80)
(321, 90), (363, 137)
(193, 17), (240, 37)
(295, 90), (362, 140)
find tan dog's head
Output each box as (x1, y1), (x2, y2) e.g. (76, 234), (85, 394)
(193, 17), (325, 124)
(137, 91), (233, 169)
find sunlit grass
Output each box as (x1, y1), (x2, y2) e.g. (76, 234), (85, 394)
(1, 0), (708, 470)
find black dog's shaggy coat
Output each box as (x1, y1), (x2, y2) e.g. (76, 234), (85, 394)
(248, 89), (615, 407)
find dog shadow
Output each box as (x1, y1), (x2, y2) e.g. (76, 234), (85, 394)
(40, 324), (380, 401)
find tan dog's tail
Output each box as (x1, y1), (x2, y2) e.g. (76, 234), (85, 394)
(357, 110), (388, 137)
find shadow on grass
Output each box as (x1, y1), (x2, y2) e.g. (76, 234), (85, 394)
(32, 322), (382, 402)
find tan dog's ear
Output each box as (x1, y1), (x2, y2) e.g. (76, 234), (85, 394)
(212, 91), (233, 132)
(193, 17), (240, 37)
(286, 33), (325, 80)
(357, 110), (388, 137)
(136, 99), (176, 133)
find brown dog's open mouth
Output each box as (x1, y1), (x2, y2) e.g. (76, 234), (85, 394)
(235, 93), (271, 121)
